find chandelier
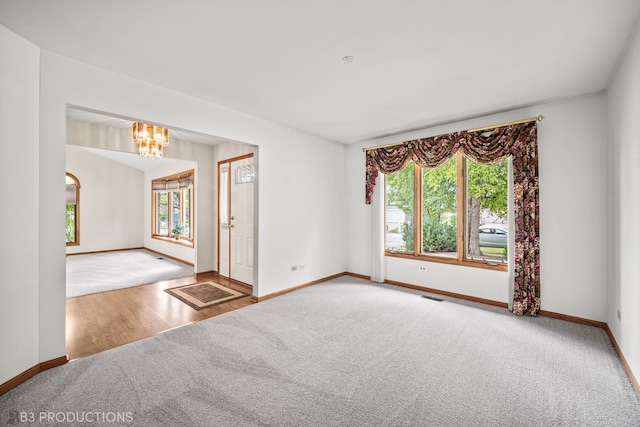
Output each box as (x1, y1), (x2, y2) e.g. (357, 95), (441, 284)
(132, 122), (170, 159)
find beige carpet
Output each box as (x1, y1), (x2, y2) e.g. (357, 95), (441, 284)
(164, 281), (247, 310)
(66, 249), (194, 297)
(3, 276), (639, 425)
(2, 276), (640, 425)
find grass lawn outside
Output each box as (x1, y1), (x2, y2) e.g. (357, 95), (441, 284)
(479, 247), (504, 255)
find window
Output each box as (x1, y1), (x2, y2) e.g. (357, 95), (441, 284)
(385, 152), (508, 269)
(66, 173), (80, 246)
(152, 170), (194, 245)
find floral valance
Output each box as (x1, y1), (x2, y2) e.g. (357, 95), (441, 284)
(365, 121), (540, 316)
(366, 122), (535, 204)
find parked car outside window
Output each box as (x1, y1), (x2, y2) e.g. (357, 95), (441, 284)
(478, 226), (507, 248)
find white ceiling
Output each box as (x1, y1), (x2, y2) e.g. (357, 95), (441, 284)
(1, 0), (639, 144)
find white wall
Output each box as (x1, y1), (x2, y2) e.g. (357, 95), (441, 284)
(0, 25), (41, 385)
(257, 136), (346, 295)
(2, 36), (346, 384)
(214, 141), (257, 163)
(65, 145), (145, 254)
(347, 94), (608, 322)
(607, 25), (640, 384)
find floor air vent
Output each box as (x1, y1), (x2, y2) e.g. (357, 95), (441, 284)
(421, 295), (443, 302)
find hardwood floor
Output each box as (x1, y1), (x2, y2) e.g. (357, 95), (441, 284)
(66, 273), (253, 360)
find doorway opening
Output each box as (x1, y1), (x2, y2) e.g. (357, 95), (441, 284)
(64, 107), (258, 360)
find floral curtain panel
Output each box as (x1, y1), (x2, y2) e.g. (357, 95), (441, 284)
(365, 121), (540, 316)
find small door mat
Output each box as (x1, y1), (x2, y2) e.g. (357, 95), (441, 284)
(164, 281), (248, 310)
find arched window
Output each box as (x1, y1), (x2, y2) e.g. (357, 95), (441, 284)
(66, 173), (80, 246)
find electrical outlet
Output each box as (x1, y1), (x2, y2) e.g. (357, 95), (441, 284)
(299, 265), (306, 270)
(419, 266), (427, 271)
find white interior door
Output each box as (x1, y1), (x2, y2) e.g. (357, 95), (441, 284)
(218, 155), (255, 286)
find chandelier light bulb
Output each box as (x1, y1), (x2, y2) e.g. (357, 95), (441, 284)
(132, 122), (170, 159)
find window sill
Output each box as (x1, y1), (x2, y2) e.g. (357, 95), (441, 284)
(152, 236), (194, 248)
(385, 251), (508, 272)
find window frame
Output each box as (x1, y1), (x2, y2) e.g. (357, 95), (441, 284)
(65, 173), (80, 246)
(385, 151), (508, 272)
(151, 170), (194, 247)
